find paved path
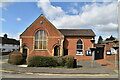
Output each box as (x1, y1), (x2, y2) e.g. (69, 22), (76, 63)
(0, 55), (119, 78)
(0, 55), (118, 74)
(95, 59), (118, 69)
(2, 72), (118, 78)
(1, 56), (117, 74)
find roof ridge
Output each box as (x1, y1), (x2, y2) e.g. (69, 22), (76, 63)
(58, 29), (92, 30)
(58, 29), (96, 37)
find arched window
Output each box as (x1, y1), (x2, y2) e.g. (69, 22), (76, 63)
(76, 39), (83, 55)
(35, 30), (47, 50)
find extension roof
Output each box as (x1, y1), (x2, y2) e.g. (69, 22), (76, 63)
(58, 29), (96, 37)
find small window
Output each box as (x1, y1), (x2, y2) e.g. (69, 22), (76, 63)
(76, 39), (83, 55)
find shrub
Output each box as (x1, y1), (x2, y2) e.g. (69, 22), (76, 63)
(28, 56), (58, 67)
(8, 51), (23, 65)
(65, 55), (74, 68)
(55, 56), (66, 66)
(27, 55), (75, 68)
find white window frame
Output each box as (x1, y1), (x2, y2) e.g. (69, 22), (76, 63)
(76, 39), (84, 56)
(34, 30), (47, 50)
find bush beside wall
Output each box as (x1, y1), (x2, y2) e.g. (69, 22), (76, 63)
(28, 55), (75, 68)
(65, 55), (74, 68)
(8, 51), (23, 65)
(55, 56), (66, 66)
(28, 56), (58, 67)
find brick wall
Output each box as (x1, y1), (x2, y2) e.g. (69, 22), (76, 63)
(104, 42), (119, 60)
(20, 15), (64, 57)
(64, 36), (93, 60)
(20, 15), (95, 61)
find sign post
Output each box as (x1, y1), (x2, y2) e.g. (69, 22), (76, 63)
(90, 47), (96, 67)
(112, 40), (119, 68)
(90, 38), (95, 68)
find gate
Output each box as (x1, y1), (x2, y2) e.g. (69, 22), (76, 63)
(95, 47), (104, 60)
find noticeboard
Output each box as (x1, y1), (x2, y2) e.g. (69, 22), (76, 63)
(110, 48), (117, 54)
(86, 50), (92, 56)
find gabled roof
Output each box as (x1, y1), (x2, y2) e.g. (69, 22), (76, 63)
(0, 37), (20, 45)
(58, 29), (96, 37)
(20, 14), (42, 36)
(20, 14), (64, 37)
(20, 14), (96, 37)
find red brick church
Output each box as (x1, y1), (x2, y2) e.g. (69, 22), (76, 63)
(20, 14), (96, 60)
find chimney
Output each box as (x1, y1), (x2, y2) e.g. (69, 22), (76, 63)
(4, 34), (7, 38)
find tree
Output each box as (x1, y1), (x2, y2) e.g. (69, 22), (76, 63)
(98, 36), (103, 44)
(105, 35), (116, 41)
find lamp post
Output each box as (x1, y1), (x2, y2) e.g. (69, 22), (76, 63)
(90, 38), (96, 67)
(112, 40), (119, 68)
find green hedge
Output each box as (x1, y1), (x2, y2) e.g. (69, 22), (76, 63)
(8, 51), (23, 65)
(28, 56), (58, 67)
(65, 55), (74, 68)
(55, 56), (66, 66)
(27, 55), (75, 68)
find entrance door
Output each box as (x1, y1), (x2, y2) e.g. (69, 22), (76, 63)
(22, 45), (27, 63)
(95, 47), (104, 60)
(64, 49), (68, 56)
(54, 46), (60, 56)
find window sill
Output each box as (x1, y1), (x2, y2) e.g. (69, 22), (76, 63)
(76, 54), (84, 56)
(34, 49), (47, 51)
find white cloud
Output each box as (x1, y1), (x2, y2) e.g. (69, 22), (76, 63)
(0, 33), (5, 37)
(16, 17), (22, 21)
(0, 18), (6, 22)
(0, 2), (6, 8)
(0, 33), (21, 40)
(0, 0), (16, 8)
(0, 2), (11, 8)
(37, 0), (65, 20)
(38, 1), (117, 29)
(37, 0), (118, 39)
(95, 23), (118, 32)
(67, 8), (79, 14)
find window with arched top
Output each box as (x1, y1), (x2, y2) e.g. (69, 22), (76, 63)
(34, 30), (47, 50)
(76, 39), (83, 55)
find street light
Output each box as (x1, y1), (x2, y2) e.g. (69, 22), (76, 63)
(112, 40), (119, 68)
(90, 38), (96, 67)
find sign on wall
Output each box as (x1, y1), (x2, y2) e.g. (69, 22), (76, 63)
(110, 48), (117, 54)
(106, 51), (111, 55)
(86, 50), (92, 56)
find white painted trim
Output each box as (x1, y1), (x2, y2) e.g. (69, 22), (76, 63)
(76, 39), (84, 56)
(76, 54), (84, 56)
(34, 30), (47, 50)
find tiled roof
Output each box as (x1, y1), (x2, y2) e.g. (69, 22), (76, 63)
(0, 37), (20, 45)
(95, 44), (105, 47)
(58, 29), (96, 37)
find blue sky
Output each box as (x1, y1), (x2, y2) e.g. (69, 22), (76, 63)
(0, 0), (118, 42)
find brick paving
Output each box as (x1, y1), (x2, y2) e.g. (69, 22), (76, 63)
(95, 59), (118, 69)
